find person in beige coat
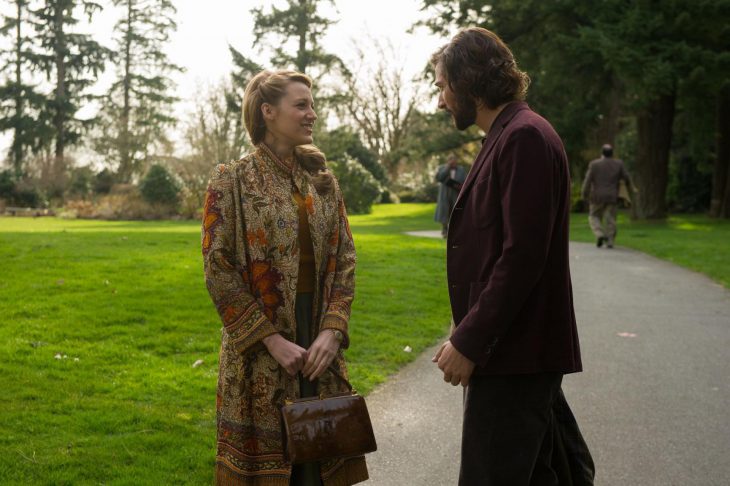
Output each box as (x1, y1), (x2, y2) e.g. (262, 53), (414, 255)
(581, 144), (635, 248)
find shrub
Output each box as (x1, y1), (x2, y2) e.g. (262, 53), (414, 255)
(94, 168), (115, 195)
(139, 164), (181, 206)
(329, 158), (382, 215)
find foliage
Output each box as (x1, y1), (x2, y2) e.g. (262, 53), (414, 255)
(93, 168), (115, 194)
(66, 165), (93, 199)
(0, 204), (451, 482)
(316, 126), (385, 183)
(336, 39), (422, 179)
(93, 0), (183, 183)
(30, 0), (110, 161)
(250, 0), (342, 76)
(418, 0), (730, 218)
(330, 157), (382, 214)
(139, 163), (180, 206)
(0, 0), (49, 176)
(0, 169), (43, 207)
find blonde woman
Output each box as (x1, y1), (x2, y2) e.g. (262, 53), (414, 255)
(202, 70), (368, 486)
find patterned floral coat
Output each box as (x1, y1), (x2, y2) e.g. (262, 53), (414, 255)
(202, 145), (368, 486)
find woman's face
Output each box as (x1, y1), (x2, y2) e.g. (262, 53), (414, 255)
(262, 81), (317, 147)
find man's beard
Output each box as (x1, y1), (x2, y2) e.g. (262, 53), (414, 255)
(451, 93), (477, 130)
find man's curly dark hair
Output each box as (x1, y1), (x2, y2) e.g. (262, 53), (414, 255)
(431, 27), (530, 110)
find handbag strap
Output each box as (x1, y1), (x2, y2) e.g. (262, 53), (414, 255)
(326, 364), (353, 392)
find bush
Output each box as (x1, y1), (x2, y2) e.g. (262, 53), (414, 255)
(94, 168), (115, 195)
(0, 170), (45, 208)
(329, 158), (382, 215)
(139, 164), (181, 206)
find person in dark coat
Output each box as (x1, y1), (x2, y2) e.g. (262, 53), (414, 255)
(581, 144), (635, 248)
(430, 27), (594, 486)
(435, 154), (467, 237)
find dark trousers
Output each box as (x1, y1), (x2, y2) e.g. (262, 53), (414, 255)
(460, 373), (594, 486)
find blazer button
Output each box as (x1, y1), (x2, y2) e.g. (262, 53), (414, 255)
(451, 244), (459, 249)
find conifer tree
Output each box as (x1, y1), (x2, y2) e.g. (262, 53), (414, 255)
(94, 0), (183, 182)
(30, 0), (108, 166)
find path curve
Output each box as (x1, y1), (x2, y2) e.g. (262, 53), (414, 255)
(362, 241), (730, 486)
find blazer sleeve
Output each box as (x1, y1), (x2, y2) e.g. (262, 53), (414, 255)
(449, 126), (561, 366)
(202, 165), (278, 354)
(320, 181), (357, 349)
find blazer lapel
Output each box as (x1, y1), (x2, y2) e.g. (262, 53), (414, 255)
(455, 102), (529, 206)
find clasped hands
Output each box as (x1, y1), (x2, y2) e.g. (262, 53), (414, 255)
(432, 340), (475, 387)
(263, 331), (339, 380)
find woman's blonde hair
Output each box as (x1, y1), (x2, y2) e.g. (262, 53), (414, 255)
(243, 70), (333, 194)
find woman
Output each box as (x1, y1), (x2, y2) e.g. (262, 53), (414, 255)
(202, 70), (368, 486)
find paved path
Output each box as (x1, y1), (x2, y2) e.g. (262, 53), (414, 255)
(363, 240), (730, 486)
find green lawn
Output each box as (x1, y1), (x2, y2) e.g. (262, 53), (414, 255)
(570, 211), (730, 288)
(0, 203), (450, 485)
(2, 204), (728, 484)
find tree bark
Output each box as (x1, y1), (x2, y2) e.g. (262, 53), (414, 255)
(296, 0), (308, 73)
(710, 84), (730, 218)
(118, 0), (133, 182)
(12, 0), (24, 177)
(53, 2), (66, 166)
(632, 93), (676, 219)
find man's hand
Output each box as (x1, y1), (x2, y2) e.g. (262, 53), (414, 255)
(302, 330), (340, 381)
(432, 340), (475, 386)
(262, 333), (308, 376)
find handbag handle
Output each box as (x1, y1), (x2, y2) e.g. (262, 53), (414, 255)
(326, 364), (353, 392)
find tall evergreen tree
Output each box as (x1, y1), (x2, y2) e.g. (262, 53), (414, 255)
(30, 0), (108, 167)
(250, 0), (342, 75)
(0, 0), (48, 177)
(94, 0), (183, 183)
(419, 0), (730, 219)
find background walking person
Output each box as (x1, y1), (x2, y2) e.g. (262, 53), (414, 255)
(434, 154), (467, 237)
(581, 144), (635, 248)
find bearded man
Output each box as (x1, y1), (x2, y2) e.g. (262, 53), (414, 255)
(431, 27), (595, 486)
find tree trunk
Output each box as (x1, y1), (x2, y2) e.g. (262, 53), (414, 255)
(632, 93), (675, 219)
(296, 0), (307, 73)
(710, 84), (730, 218)
(53, 2), (66, 166)
(12, 0), (24, 177)
(118, 0), (133, 182)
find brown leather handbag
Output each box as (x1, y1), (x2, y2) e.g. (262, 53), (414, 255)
(280, 366), (377, 464)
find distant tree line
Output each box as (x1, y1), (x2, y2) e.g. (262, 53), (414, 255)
(419, 0), (730, 219)
(1, 0), (728, 218)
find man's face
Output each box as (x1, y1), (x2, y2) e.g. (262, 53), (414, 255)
(435, 62), (476, 131)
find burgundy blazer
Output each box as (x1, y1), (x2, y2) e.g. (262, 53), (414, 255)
(447, 101), (583, 375)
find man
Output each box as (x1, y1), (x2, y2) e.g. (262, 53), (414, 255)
(581, 144), (634, 248)
(430, 27), (594, 485)
(435, 154), (467, 237)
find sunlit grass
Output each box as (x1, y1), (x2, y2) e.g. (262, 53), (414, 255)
(0, 203), (449, 484)
(569, 211), (730, 288)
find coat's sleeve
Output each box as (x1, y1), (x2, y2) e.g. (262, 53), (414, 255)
(320, 182), (356, 349)
(202, 164), (278, 354)
(581, 162), (593, 200)
(435, 165), (449, 183)
(449, 126), (561, 366)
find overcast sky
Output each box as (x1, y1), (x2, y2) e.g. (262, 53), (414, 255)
(0, 0), (451, 164)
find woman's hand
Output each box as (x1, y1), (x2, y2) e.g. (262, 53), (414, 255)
(302, 330), (340, 381)
(262, 333), (308, 376)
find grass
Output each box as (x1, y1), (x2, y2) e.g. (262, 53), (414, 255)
(2, 204), (728, 484)
(569, 211), (730, 288)
(0, 203), (450, 485)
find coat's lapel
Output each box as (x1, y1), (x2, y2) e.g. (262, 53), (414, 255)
(455, 102), (529, 207)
